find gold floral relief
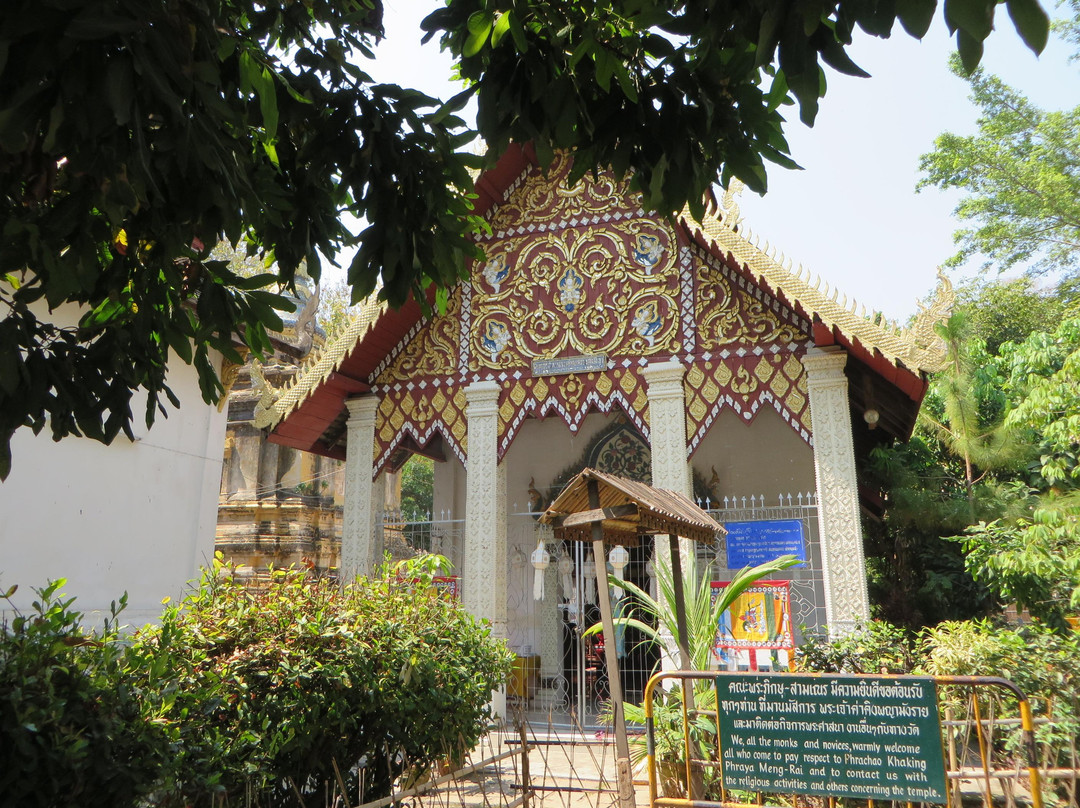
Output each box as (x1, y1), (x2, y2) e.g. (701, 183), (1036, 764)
(489, 152), (642, 231)
(469, 219), (681, 369)
(377, 289), (461, 384)
(694, 253), (806, 350)
(695, 256), (739, 345)
(730, 366), (757, 395)
(739, 297), (804, 345)
(787, 381), (807, 415)
(688, 395), (708, 422)
(753, 358), (776, 385)
(783, 354), (805, 381)
(563, 374), (584, 409)
(509, 382), (527, 406)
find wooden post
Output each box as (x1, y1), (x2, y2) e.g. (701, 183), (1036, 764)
(518, 719), (531, 808)
(588, 479), (636, 808)
(669, 533), (702, 800)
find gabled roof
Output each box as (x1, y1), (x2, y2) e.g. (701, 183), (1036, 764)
(263, 146), (950, 455)
(538, 468), (725, 546)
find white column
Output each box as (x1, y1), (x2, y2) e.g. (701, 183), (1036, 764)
(643, 359), (692, 671)
(464, 380), (508, 719)
(342, 396), (381, 583)
(802, 348), (870, 637)
(643, 359), (692, 496)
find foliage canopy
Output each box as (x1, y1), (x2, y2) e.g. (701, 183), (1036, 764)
(919, 40), (1080, 276)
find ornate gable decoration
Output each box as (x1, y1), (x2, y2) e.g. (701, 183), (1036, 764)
(368, 155), (815, 474)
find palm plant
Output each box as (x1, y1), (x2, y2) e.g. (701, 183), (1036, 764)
(586, 548), (800, 796)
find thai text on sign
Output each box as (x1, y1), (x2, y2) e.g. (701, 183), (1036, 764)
(724, 520), (807, 568)
(716, 674), (948, 804)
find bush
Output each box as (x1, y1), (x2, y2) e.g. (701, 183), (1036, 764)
(921, 619), (1080, 755)
(0, 582), (171, 808)
(134, 554), (513, 806)
(795, 619), (921, 674)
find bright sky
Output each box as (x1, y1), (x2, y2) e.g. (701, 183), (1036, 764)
(357, 2), (1079, 322)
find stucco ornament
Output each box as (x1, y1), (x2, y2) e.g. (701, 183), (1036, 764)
(631, 300), (662, 346)
(481, 319), (510, 363)
(557, 265), (584, 312)
(632, 233), (664, 273)
(802, 349), (870, 636)
(251, 359), (281, 429)
(482, 253), (510, 293)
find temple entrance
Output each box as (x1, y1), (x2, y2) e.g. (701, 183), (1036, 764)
(505, 414), (661, 725)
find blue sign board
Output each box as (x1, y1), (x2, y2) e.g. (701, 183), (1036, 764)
(725, 519), (807, 568)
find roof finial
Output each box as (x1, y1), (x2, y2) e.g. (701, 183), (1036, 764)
(252, 360), (282, 429)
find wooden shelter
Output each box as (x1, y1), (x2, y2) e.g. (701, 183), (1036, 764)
(539, 468), (725, 807)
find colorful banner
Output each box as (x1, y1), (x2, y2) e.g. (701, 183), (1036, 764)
(711, 580), (794, 670)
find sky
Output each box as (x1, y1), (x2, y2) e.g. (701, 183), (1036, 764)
(356, 3), (1079, 323)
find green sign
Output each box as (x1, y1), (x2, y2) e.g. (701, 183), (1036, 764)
(716, 674), (948, 803)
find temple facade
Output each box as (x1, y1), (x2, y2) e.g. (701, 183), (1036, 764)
(261, 147), (950, 716)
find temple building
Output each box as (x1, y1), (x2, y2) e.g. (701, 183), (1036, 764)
(216, 278), (346, 580)
(258, 146), (950, 717)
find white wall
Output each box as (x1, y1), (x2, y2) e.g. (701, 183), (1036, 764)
(0, 355), (227, 629)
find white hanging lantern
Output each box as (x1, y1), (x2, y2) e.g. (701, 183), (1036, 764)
(645, 552), (657, 598)
(609, 545), (630, 599)
(583, 551), (597, 605)
(559, 553), (574, 601)
(530, 541), (550, 601)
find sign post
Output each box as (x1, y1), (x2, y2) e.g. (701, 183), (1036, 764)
(716, 674), (948, 804)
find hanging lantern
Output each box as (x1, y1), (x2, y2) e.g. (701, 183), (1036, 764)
(530, 541), (550, 601)
(609, 545), (630, 599)
(559, 553), (574, 601)
(583, 551), (597, 605)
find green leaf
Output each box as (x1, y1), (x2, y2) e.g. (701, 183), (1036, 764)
(430, 87), (474, 126)
(1005, 0), (1050, 54)
(956, 27), (985, 72)
(944, 0), (995, 39)
(896, 0), (937, 38)
(819, 38), (870, 78)
(491, 11), (512, 48)
(105, 56), (134, 126)
(463, 11), (494, 58)
(262, 140), (279, 167)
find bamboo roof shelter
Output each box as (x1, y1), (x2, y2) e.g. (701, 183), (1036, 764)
(539, 468), (725, 808)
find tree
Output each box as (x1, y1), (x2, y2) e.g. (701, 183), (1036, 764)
(954, 275), (1073, 354)
(1, 0), (1051, 480)
(400, 455), (435, 522)
(918, 37), (1080, 277)
(859, 282), (1074, 627)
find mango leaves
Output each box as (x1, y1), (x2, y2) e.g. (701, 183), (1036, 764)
(0, 0), (482, 478)
(424, 0), (1050, 219)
